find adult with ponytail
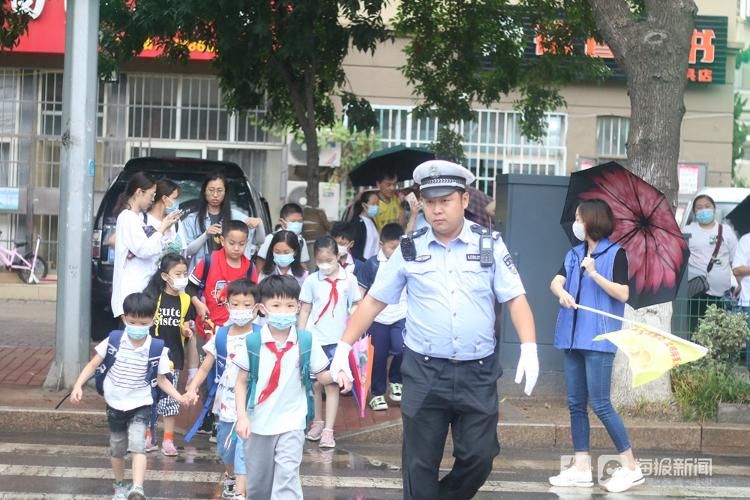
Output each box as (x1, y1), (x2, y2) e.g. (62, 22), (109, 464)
(111, 172), (181, 318)
(146, 179), (185, 258)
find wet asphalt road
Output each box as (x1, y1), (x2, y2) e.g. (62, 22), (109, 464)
(1, 431), (750, 499)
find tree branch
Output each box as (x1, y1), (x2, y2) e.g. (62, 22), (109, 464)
(588, 0), (638, 62)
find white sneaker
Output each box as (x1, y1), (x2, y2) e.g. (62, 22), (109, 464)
(604, 465), (645, 493)
(548, 466), (594, 487)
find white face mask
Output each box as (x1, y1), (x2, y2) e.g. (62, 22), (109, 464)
(572, 221), (586, 242)
(229, 309), (256, 327)
(317, 262), (337, 275)
(170, 277), (189, 292)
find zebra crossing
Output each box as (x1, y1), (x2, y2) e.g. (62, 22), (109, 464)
(1, 433), (749, 499)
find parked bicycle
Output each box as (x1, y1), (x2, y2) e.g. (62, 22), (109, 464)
(0, 231), (48, 284)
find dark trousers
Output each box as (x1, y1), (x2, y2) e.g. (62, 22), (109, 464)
(370, 319), (405, 396)
(400, 347), (500, 500)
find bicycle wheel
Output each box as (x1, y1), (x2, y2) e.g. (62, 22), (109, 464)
(16, 253), (48, 284)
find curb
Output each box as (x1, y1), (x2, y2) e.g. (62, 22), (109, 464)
(3, 406), (749, 455)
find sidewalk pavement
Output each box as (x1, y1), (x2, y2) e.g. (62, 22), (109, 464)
(0, 272), (56, 301)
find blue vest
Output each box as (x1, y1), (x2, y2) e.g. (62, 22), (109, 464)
(554, 239), (625, 353)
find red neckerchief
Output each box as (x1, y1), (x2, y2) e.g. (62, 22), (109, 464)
(256, 340), (294, 405)
(314, 277), (339, 325)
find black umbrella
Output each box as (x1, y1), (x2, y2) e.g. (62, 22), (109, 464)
(561, 162), (689, 309)
(348, 145), (435, 187)
(726, 195), (750, 236)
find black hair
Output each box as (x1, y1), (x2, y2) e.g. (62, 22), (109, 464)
(226, 278), (259, 301)
(122, 292), (157, 318)
(380, 223), (405, 242)
(693, 194), (716, 212)
(314, 235), (339, 256)
(154, 179), (180, 205)
(352, 190), (379, 219)
(143, 253), (189, 299)
(258, 274), (301, 302)
(280, 202), (303, 220)
(114, 172), (154, 216)
(197, 172), (231, 236)
(223, 219), (250, 237)
(262, 230), (306, 278)
(578, 199), (614, 241)
(375, 170), (397, 183)
(331, 221), (356, 243)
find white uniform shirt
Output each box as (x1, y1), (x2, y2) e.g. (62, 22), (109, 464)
(94, 334), (171, 411)
(233, 326), (328, 435)
(300, 267), (362, 346)
(111, 209), (164, 317)
(373, 251), (408, 325)
(362, 217), (380, 260)
(203, 329), (252, 423)
(734, 233), (750, 306)
(686, 222), (738, 297)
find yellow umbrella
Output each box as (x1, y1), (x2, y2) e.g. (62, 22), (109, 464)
(578, 304), (709, 387)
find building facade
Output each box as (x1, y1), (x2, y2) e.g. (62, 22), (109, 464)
(0, 0), (740, 268)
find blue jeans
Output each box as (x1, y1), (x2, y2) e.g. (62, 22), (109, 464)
(217, 420), (246, 475)
(369, 318), (405, 396)
(564, 349), (631, 453)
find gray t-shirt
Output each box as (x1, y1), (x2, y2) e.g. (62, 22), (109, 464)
(686, 222), (738, 296)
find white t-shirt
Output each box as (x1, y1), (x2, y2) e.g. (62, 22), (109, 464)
(111, 209), (165, 317)
(686, 222), (738, 297)
(94, 334), (171, 411)
(145, 212), (185, 262)
(734, 233), (750, 306)
(257, 231), (310, 263)
(362, 217), (380, 260)
(300, 267), (362, 346)
(203, 328), (252, 423)
(373, 251), (408, 325)
(233, 326), (328, 435)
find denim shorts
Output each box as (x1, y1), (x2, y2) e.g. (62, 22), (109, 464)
(216, 420), (246, 475)
(106, 405), (150, 458)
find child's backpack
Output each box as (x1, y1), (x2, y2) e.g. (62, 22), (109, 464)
(184, 322), (261, 442)
(244, 328), (315, 425)
(153, 291), (192, 347)
(196, 251), (257, 299)
(95, 331), (168, 433)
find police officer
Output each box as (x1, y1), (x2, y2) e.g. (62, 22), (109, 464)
(330, 160), (539, 500)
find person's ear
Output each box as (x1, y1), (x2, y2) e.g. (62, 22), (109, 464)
(161, 272), (170, 283)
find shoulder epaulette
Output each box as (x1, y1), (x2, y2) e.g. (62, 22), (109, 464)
(410, 227), (428, 239)
(470, 224), (500, 240)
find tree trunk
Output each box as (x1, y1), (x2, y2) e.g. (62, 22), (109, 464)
(304, 125), (321, 208)
(589, 0), (697, 408)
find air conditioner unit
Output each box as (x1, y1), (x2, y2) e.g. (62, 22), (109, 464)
(286, 180), (341, 221)
(287, 134), (341, 167)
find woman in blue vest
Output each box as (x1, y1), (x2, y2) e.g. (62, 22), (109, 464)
(548, 199), (644, 494)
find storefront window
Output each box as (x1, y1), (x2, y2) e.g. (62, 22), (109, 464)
(597, 115), (629, 158)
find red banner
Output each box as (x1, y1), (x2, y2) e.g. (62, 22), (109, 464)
(6, 0), (215, 59)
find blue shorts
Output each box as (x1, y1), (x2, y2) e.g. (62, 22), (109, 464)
(321, 343), (337, 368)
(216, 420), (246, 475)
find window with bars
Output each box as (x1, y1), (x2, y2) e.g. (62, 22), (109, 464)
(372, 105), (567, 196)
(596, 116), (629, 158)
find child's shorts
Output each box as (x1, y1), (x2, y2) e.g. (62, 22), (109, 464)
(310, 344), (337, 380)
(106, 405), (150, 458)
(216, 420), (246, 475)
(157, 369), (180, 417)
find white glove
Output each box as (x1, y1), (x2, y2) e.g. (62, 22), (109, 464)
(514, 343), (539, 396)
(329, 341), (354, 387)
(185, 368), (198, 386)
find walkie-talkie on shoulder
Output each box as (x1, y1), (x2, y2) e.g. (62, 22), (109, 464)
(401, 234), (417, 261)
(479, 232), (494, 267)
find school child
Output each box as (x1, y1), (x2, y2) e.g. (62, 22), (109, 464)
(258, 229), (309, 286)
(185, 279), (259, 500)
(330, 222), (363, 273)
(187, 220), (259, 337)
(354, 223), (407, 411)
(256, 203), (311, 270)
(235, 275), (346, 499)
(142, 253), (198, 456)
(298, 236), (361, 448)
(70, 292), (186, 500)
(187, 220), (259, 438)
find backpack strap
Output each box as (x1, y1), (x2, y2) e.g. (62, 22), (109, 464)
(197, 252), (213, 298)
(153, 293), (164, 337)
(95, 330), (124, 396)
(179, 292), (191, 347)
(184, 325), (230, 442)
(244, 325), (263, 415)
(147, 337), (167, 436)
(296, 329), (316, 425)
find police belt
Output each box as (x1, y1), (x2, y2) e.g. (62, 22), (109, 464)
(407, 347), (495, 365)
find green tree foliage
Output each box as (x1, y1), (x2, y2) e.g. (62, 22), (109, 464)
(0, 3), (30, 51)
(430, 128), (466, 165)
(99, 0), (391, 206)
(733, 92), (749, 186)
(395, 0), (608, 141)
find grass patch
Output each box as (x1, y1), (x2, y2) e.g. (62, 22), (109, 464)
(671, 364), (750, 421)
